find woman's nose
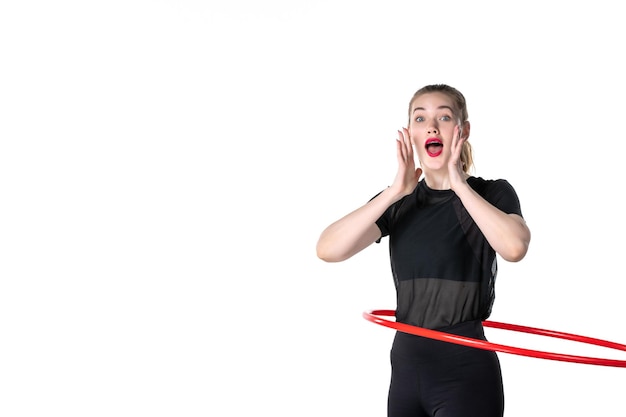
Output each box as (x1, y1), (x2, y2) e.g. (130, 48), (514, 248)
(427, 127), (439, 134)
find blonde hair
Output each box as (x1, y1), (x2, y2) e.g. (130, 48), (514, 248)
(407, 84), (474, 174)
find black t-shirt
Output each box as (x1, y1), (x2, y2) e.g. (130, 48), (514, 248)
(375, 177), (523, 330)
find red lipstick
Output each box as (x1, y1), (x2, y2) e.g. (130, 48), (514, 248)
(425, 138), (443, 157)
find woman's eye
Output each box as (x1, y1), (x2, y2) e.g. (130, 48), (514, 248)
(440, 115), (451, 121)
(415, 116), (424, 122)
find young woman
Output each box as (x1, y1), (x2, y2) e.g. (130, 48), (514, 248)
(316, 84), (531, 417)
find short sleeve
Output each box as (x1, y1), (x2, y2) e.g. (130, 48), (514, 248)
(368, 189), (390, 243)
(479, 179), (523, 217)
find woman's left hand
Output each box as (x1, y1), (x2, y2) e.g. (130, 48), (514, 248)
(448, 124), (467, 190)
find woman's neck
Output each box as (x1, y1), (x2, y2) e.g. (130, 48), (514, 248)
(423, 172), (470, 190)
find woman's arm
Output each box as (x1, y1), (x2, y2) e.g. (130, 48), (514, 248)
(317, 129), (422, 262)
(454, 183), (531, 262)
(448, 126), (530, 262)
(316, 187), (393, 262)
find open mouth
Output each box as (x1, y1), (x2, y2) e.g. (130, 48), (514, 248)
(425, 138), (443, 157)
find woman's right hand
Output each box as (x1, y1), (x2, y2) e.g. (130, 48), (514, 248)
(390, 127), (422, 198)
(316, 128), (422, 262)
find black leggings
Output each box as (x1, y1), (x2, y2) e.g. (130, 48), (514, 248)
(388, 320), (504, 417)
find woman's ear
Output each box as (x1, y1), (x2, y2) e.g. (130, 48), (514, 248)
(462, 121), (471, 140)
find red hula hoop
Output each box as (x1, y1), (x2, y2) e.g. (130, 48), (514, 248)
(363, 309), (626, 368)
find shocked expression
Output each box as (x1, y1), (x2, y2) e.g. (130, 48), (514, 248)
(409, 92), (460, 169)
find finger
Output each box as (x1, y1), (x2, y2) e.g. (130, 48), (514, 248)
(397, 129), (411, 162)
(402, 127), (411, 142)
(396, 131), (409, 165)
(396, 136), (404, 165)
(401, 127), (414, 161)
(396, 130), (406, 161)
(452, 125), (464, 156)
(456, 117), (465, 139)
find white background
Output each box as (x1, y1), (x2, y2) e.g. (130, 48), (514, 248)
(1, 1), (625, 416)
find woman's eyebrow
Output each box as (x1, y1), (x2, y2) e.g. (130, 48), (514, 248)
(412, 105), (454, 113)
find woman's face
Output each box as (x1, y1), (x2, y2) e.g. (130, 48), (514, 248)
(408, 92), (460, 171)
